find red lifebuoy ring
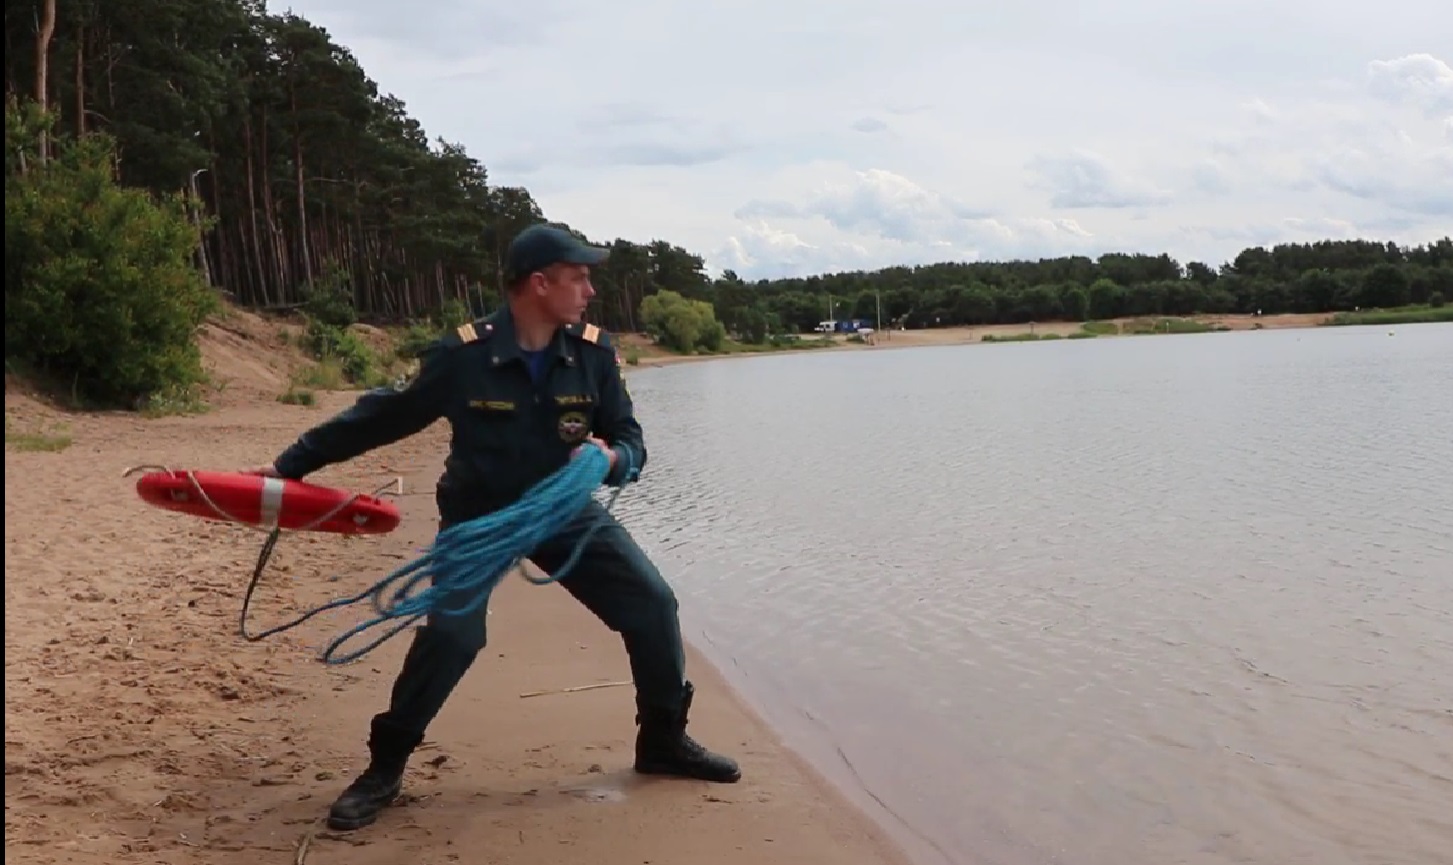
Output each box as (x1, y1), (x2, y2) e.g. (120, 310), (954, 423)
(133, 469), (402, 535)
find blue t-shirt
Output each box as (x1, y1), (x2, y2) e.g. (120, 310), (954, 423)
(521, 348), (549, 384)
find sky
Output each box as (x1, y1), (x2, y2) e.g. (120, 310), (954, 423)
(269, 0), (1453, 280)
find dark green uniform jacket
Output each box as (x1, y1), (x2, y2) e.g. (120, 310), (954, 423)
(272, 308), (644, 525)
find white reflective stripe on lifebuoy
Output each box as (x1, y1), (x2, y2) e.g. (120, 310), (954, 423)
(260, 476), (286, 527)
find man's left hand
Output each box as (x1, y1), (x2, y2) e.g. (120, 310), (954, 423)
(574, 435), (618, 471)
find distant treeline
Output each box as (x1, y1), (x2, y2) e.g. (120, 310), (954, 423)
(4, 0), (1450, 407)
(712, 240), (1450, 335)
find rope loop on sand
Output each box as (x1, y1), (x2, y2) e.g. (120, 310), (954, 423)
(130, 447), (630, 665)
(122, 463), (402, 648)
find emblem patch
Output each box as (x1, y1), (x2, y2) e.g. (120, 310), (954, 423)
(557, 410), (589, 443)
(392, 360), (421, 392)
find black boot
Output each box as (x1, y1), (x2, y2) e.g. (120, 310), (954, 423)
(326, 716), (423, 831)
(634, 681), (742, 783)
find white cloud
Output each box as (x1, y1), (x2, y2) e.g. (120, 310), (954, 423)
(1240, 98), (1279, 125)
(723, 165), (1097, 275)
(1191, 159), (1234, 195)
(265, 0), (1453, 278)
(717, 222), (866, 278)
(1366, 53), (1453, 114)
(1025, 151), (1173, 209)
(1309, 137), (1453, 216)
(737, 167), (996, 241)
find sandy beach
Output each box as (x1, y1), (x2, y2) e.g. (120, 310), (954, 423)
(3, 312), (912, 865)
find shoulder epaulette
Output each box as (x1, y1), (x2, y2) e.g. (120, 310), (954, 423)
(566, 321), (613, 350)
(447, 318), (495, 347)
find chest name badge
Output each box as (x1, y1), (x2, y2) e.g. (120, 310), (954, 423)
(468, 399), (515, 411)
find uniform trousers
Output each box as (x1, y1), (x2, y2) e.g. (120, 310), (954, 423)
(374, 500), (686, 737)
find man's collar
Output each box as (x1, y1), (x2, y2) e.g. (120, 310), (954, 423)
(484, 306), (574, 367)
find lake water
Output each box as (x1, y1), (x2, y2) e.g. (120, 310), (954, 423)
(614, 323), (1453, 865)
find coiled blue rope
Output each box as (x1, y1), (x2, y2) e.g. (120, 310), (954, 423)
(239, 445), (635, 665)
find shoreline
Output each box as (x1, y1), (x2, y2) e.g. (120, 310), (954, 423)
(681, 614), (957, 865)
(3, 387), (916, 865)
(619, 310), (1444, 369)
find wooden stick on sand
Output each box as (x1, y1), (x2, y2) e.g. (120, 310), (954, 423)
(519, 680), (631, 699)
(294, 820), (319, 864)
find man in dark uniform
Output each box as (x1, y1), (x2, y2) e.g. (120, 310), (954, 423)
(249, 223), (741, 832)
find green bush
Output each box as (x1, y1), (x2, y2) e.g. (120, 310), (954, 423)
(302, 320), (385, 387)
(5, 108), (217, 408)
(435, 297), (472, 329)
(394, 297), (472, 361)
(394, 322), (438, 359)
(300, 264), (357, 329)
(1431, 292), (1446, 308)
(639, 289), (727, 353)
(292, 263), (390, 387)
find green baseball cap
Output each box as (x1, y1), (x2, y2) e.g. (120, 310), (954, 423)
(505, 224), (609, 284)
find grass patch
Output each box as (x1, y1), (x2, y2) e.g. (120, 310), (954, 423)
(391, 321), (440, 360)
(302, 322), (395, 389)
(702, 334), (838, 354)
(138, 383), (211, 418)
(277, 388), (317, 407)
(291, 358), (350, 391)
(1323, 305), (1453, 326)
(1122, 317), (1224, 335)
(981, 332), (1048, 342)
(5, 417), (72, 452)
(786, 335), (840, 350)
(982, 318), (1231, 342)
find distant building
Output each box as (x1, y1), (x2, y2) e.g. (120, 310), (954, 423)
(815, 319), (874, 333)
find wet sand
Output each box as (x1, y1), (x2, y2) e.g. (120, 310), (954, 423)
(3, 315), (912, 865)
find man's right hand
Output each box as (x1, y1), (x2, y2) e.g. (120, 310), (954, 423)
(243, 464), (282, 478)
